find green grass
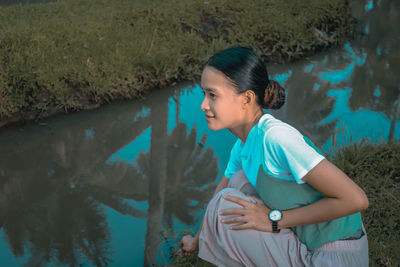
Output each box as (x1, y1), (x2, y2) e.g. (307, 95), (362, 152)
(0, 0), (355, 124)
(330, 140), (400, 266)
(165, 141), (400, 266)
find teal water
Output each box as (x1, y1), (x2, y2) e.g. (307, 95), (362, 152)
(1, 0), (399, 266)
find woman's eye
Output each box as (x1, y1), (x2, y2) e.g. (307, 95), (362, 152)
(210, 93), (216, 98)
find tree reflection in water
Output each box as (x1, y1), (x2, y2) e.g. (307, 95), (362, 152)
(0, 86), (218, 266)
(0, 98), (151, 265)
(0, 168), (112, 266)
(350, 0), (400, 142)
(272, 0), (400, 149)
(273, 66), (337, 147)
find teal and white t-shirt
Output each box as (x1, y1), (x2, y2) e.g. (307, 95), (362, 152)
(224, 113), (325, 185)
(223, 113), (363, 250)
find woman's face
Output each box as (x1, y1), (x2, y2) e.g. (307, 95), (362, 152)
(200, 66), (246, 131)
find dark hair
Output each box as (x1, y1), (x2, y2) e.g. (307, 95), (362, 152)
(205, 46), (285, 109)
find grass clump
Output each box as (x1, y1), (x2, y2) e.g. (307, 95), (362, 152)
(330, 140), (400, 266)
(0, 0), (355, 125)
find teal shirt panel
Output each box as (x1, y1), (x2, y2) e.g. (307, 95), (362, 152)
(255, 166), (363, 250)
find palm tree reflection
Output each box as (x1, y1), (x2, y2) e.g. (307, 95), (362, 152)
(0, 98), (151, 265)
(0, 172), (112, 266)
(272, 64), (337, 147)
(164, 123), (217, 227)
(0, 86), (218, 266)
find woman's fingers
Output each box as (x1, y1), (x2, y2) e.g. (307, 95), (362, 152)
(248, 196), (263, 204)
(220, 195), (272, 232)
(220, 207), (247, 216)
(221, 214), (247, 224)
(229, 222), (252, 230)
(179, 234), (199, 257)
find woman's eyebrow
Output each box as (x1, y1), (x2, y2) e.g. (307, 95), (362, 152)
(203, 87), (217, 93)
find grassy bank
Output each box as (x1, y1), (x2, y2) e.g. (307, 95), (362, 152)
(0, 0), (355, 126)
(331, 141), (400, 266)
(166, 141), (400, 266)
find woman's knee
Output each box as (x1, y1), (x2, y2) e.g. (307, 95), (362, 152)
(227, 170), (247, 189)
(216, 188), (256, 213)
(228, 171), (258, 196)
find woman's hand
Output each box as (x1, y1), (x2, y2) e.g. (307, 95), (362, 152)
(220, 195), (272, 232)
(179, 235), (199, 256)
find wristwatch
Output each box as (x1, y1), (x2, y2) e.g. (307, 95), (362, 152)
(268, 209), (282, 233)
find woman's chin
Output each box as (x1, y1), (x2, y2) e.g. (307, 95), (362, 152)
(207, 123), (223, 131)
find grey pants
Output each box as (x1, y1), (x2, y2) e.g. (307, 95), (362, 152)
(198, 170), (369, 267)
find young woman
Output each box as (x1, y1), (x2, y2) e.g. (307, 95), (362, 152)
(180, 46), (369, 266)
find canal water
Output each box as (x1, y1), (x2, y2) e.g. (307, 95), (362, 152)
(0, 0), (399, 266)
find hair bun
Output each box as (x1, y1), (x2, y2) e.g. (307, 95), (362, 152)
(262, 80), (286, 110)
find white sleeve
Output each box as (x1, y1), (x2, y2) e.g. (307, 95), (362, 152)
(224, 140), (242, 179)
(263, 126), (325, 184)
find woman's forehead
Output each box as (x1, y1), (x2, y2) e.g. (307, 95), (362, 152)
(201, 67), (234, 90)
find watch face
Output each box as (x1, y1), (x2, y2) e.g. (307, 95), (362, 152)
(269, 210), (282, 221)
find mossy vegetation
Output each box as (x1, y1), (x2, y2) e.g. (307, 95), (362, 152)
(0, 0), (355, 126)
(330, 140), (400, 266)
(165, 141), (400, 266)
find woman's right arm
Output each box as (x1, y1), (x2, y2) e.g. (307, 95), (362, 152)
(180, 175), (230, 256)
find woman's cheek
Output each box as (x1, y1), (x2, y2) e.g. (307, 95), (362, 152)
(209, 100), (215, 110)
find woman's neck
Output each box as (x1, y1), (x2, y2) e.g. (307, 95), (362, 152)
(230, 109), (264, 143)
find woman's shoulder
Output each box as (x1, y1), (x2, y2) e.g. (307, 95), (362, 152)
(257, 114), (302, 143)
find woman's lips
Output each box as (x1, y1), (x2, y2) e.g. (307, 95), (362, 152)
(205, 115), (214, 122)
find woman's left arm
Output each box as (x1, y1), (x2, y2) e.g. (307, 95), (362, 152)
(278, 159), (369, 229)
(220, 159), (369, 231)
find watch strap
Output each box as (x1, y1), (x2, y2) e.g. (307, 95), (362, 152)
(271, 221), (280, 233)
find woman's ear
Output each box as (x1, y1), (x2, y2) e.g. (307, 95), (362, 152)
(242, 90), (256, 106)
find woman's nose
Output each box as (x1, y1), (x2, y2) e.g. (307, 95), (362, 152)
(200, 96), (209, 111)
